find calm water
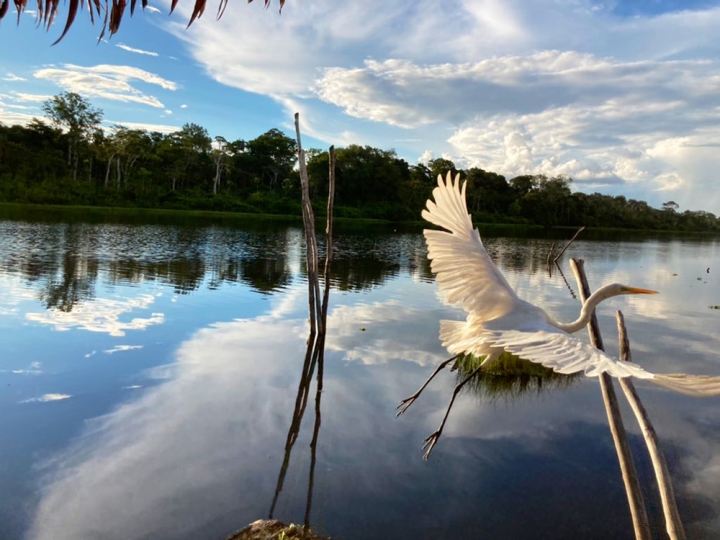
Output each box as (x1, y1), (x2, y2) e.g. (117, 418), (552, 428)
(1, 215), (720, 540)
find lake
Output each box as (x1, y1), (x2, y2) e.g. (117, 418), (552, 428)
(1, 213), (719, 539)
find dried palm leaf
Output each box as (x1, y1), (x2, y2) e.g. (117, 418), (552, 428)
(1, 0), (284, 43)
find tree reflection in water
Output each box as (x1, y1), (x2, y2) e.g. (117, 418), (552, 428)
(455, 352), (581, 402)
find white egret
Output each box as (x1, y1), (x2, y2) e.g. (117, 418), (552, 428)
(400, 172), (720, 458)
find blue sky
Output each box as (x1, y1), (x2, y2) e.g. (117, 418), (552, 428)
(2, 0), (720, 213)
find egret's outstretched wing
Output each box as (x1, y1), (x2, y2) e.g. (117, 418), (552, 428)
(483, 322), (720, 396)
(652, 374), (720, 397)
(485, 322), (654, 379)
(423, 173), (520, 321)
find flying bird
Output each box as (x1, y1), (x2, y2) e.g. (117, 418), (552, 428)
(399, 173), (720, 458)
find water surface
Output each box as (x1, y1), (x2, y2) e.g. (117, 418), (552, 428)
(1, 215), (719, 539)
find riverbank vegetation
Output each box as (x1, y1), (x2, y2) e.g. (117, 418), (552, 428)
(2, 92), (719, 231)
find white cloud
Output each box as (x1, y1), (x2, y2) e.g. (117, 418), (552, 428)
(0, 107), (39, 127)
(145, 5), (161, 13)
(418, 149), (433, 164)
(104, 345), (143, 354)
(34, 64), (177, 108)
(312, 52), (720, 207)
(116, 43), (160, 57)
(180, 103), (187, 108)
(3, 73), (27, 82)
(11, 361), (43, 375)
(11, 92), (53, 103)
(104, 120), (179, 133)
(21, 393), (71, 403)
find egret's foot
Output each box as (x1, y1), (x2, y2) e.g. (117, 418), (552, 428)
(396, 395), (419, 416)
(422, 430), (442, 460)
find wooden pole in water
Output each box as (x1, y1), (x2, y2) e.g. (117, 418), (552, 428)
(294, 113), (322, 332)
(569, 258), (651, 540)
(616, 311), (686, 540)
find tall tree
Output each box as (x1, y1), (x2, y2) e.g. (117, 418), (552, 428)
(245, 129), (297, 193)
(428, 158), (458, 182)
(212, 136), (230, 195)
(42, 92), (103, 181)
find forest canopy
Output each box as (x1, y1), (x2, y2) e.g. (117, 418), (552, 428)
(1, 91), (718, 232)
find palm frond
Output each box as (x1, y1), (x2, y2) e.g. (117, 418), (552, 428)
(2, 0), (284, 43)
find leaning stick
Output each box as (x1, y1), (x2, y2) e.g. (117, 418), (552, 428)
(616, 311), (686, 540)
(570, 258), (651, 540)
(295, 113), (322, 332)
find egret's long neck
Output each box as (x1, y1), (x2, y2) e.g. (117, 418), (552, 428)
(551, 285), (620, 334)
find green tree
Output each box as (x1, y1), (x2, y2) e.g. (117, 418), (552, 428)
(466, 167), (510, 215)
(245, 128), (297, 193)
(159, 123), (211, 192)
(42, 92), (103, 181)
(428, 158), (458, 181)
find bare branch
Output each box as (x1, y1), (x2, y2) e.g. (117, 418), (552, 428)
(553, 226), (585, 264)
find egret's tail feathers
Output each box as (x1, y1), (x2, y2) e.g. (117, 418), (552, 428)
(422, 173), (474, 238)
(651, 374), (720, 397)
(440, 320), (494, 357)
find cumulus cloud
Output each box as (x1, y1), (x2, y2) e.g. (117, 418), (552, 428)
(312, 51), (720, 205)
(33, 64), (177, 108)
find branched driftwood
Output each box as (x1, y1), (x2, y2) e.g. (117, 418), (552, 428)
(554, 226), (585, 264)
(554, 262), (577, 300)
(616, 311), (686, 540)
(569, 258), (651, 540)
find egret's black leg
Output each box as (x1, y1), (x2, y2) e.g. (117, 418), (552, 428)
(421, 364), (484, 460)
(396, 354), (460, 417)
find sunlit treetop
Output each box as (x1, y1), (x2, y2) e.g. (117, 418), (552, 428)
(0, 0), (284, 44)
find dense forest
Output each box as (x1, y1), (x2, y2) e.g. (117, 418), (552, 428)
(2, 91), (719, 231)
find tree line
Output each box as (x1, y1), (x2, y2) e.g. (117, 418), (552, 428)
(1, 91), (719, 231)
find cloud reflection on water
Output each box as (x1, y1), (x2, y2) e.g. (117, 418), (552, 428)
(21, 234), (720, 539)
(25, 294), (164, 336)
(28, 315), (306, 540)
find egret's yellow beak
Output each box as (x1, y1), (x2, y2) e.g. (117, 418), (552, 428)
(623, 286), (659, 295)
